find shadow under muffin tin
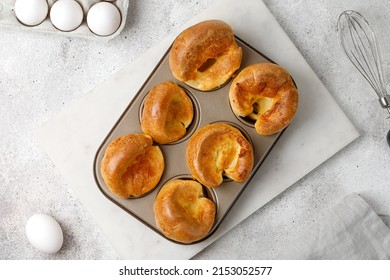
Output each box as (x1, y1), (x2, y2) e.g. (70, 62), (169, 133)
(93, 37), (287, 244)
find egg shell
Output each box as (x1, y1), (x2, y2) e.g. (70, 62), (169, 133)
(26, 214), (64, 254)
(87, 2), (122, 36)
(14, 0), (49, 27)
(50, 0), (84, 32)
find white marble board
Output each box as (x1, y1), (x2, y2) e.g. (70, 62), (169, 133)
(34, 0), (359, 259)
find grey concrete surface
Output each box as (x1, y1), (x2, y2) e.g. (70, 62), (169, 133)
(1, 0), (390, 259)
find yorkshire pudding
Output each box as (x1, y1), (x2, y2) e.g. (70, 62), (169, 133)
(229, 62), (299, 135)
(154, 179), (216, 244)
(100, 134), (164, 198)
(169, 20), (242, 91)
(141, 82), (194, 144)
(186, 123), (254, 188)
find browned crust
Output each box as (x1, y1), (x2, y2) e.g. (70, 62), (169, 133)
(229, 62), (299, 135)
(169, 20), (242, 91)
(186, 123), (254, 188)
(141, 82), (194, 144)
(154, 179), (216, 244)
(100, 134), (164, 198)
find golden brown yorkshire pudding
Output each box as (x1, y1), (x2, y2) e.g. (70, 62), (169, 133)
(186, 123), (254, 188)
(100, 134), (164, 198)
(154, 179), (216, 244)
(169, 20), (242, 91)
(229, 62), (299, 135)
(141, 82), (194, 144)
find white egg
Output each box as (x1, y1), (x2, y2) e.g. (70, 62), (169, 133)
(14, 0), (49, 27)
(26, 214), (64, 254)
(87, 2), (122, 36)
(50, 0), (84, 32)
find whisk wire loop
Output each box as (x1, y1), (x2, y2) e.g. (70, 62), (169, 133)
(348, 17), (383, 95)
(338, 10), (388, 100)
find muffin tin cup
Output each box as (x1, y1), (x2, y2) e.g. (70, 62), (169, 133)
(93, 36), (288, 244)
(138, 86), (201, 145)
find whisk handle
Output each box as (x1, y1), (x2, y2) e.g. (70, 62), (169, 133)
(379, 95), (390, 109)
(387, 129), (390, 146)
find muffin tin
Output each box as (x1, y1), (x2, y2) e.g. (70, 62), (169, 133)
(93, 36), (288, 244)
(0, 0), (128, 40)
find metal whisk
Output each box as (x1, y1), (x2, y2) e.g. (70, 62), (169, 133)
(337, 10), (390, 115)
(337, 10), (390, 145)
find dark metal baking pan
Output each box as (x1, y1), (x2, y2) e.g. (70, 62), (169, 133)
(93, 36), (287, 244)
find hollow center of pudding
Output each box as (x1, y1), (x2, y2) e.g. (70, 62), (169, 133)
(248, 97), (274, 120)
(177, 187), (205, 216)
(198, 58), (217, 72)
(214, 140), (240, 177)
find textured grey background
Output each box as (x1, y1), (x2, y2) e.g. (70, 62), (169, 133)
(1, 0), (389, 259)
